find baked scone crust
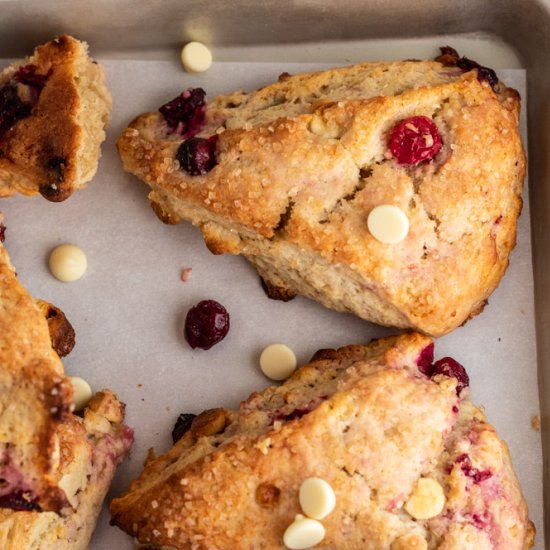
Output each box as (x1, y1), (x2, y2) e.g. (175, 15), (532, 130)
(118, 56), (525, 336)
(0, 390), (133, 549)
(0, 243), (73, 513)
(110, 333), (533, 550)
(0, 34), (112, 201)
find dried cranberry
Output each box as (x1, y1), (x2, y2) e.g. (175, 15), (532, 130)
(177, 136), (218, 176)
(456, 454), (492, 483)
(184, 299), (230, 350)
(0, 223), (5, 243)
(432, 357), (469, 395)
(172, 413), (196, 443)
(416, 343), (435, 375)
(0, 490), (41, 512)
(159, 88), (206, 138)
(0, 84), (30, 139)
(389, 116), (442, 165)
(279, 408), (311, 422)
(436, 47), (499, 92)
(457, 57), (499, 92)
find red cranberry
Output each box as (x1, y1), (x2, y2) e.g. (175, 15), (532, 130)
(432, 357), (469, 395)
(0, 84), (31, 139)
(0, 223), (5, 243)
(184, 299), (230, 350)
(416, 343), (435, 375)
(456, 454), (492, 483)
(159, 88), (206, 138)
(177, 136), (218, 176)
(172, 413), (196, 443)
(389, 115), (442, 165)
(0, 491), (41, 512)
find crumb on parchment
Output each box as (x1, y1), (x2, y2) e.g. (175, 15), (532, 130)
(531, 415), (541, 431)
(181, 267), (192, 282)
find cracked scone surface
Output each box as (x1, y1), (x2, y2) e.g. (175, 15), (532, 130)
(0, 34), (112, 201)
(117, 56), (525, 336)
(0, 390), (133, 550)
(110, 333), (533, 550)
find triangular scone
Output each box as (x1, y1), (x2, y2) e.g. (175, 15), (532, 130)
(0, 390), (133, 550)
(110, 333), (534, 549)
(0, 35), (111, 201)
(118, 50), (525, 336)
(0, 242), (74, 512)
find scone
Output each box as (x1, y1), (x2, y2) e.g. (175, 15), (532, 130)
(0, 239), (74, 513)
(0, 34), (112, 201)
(0, 390), (132, 549)
(117, 48), (525, 336)
(110, 333), (534, 550)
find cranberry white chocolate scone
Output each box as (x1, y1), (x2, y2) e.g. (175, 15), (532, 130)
(118, 48), (525, 336)
(110, 333), (534, 550)
(0, 390), (133, 549)
(0, 34), (111, 201)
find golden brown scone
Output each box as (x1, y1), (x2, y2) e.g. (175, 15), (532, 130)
(0, 390), (134, 549)
(0, 239), (74, 513)
(35, 299), (76, 358)
(110, 333), (533, 550)
(117, 49), (525, 336)
(0, 34), (112, 201)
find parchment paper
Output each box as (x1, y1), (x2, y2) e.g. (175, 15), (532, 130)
(1, 61), (542, 548)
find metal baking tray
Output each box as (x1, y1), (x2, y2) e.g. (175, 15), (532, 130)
(1, 1), (548, 548)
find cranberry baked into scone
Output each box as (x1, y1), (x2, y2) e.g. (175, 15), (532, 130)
(0, 35), (111, 201)
(0, 390), (133, 549)
(111, 333), (533, 550)
(118, 48), (525, 336)
(0, 240), (74, 513)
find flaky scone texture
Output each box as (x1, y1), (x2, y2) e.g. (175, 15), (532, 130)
(0, 242), (73, 512)
(0, 34), (112, 201)
(110, 333), (533, 550)
(0, 390), (133, 550)
(118, 55), (525, 336)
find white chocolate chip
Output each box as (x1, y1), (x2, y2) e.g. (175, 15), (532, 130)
(260, 343), (297, 381)
(283, 515), (325, 549)
(181, 41), (212, 73)
(299, 478), (336, 520)
(391, 533), (428, 550)
(367, 205), (409, 244)
(70, 376), (92, 412)
(309, 114), (341, 139)
(404, 478), (446, 520)
(49, 244), (87, 282)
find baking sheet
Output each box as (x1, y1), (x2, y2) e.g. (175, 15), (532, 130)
(1, 60), (541, 548)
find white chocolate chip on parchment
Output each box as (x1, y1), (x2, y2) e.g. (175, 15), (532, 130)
(181, 41), (212, 73)
(260, 343), (297, 381)
(49, 244), (87, 282)
(70, 376), (92, 412)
